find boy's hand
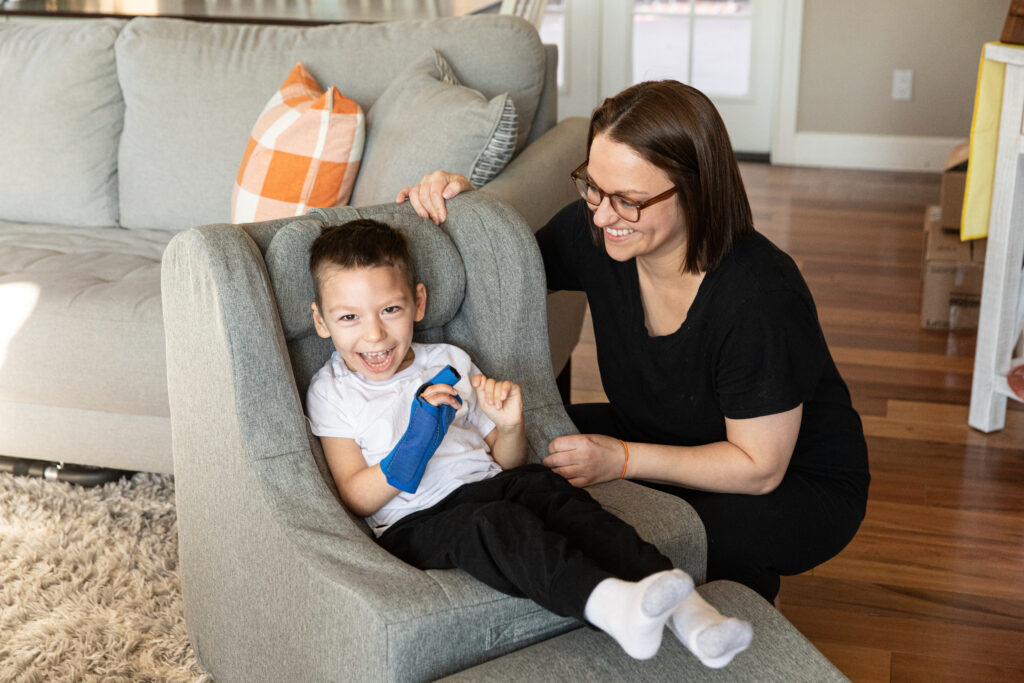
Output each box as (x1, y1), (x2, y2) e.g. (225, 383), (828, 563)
(471, 375), (523, 428)
(419, 383), (462, 411)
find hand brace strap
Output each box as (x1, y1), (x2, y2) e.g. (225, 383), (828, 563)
(380, 365), (463, 493)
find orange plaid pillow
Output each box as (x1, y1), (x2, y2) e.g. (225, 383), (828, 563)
(232, 62), (364, 223)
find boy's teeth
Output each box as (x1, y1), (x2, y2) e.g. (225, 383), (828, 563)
(362, 350), (390, 364)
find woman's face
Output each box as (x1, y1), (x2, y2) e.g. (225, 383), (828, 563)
(586, 133), (686, 265)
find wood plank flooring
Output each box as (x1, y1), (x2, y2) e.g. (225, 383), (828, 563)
(568, 163), (1024, 682)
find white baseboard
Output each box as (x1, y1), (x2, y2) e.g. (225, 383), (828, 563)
(771, 131), (965, 172)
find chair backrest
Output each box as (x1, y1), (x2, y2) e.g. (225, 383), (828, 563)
(500, 0), (549, 28)
(260, 195), (574, 464)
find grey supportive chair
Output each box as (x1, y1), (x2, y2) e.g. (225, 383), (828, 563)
(162, 193), (844, 681)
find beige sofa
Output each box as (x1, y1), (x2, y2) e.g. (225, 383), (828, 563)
(0, 14), (587, 473)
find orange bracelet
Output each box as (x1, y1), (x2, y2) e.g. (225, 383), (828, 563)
(618, 439), (629, 479)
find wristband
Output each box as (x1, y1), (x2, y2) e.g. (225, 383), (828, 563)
(618, 440), (629, 479)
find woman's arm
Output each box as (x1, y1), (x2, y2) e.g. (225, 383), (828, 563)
(543, 405), (802, 494)
(320, 436), (401, 516)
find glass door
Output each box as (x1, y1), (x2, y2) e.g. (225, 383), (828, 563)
(544, 0), (783, 156)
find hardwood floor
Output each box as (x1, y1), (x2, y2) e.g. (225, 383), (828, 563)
(569, 163), (1024, 681)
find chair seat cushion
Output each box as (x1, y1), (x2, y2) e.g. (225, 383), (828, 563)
(0, 222), (173, 417)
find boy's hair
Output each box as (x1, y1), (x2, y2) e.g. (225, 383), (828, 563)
(309, 219), (415, 308)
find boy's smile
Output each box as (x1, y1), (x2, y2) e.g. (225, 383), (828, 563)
(312, 264), (426, 382)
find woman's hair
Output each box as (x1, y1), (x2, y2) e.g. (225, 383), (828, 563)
(309, 219), (414, 308)
(587, 80), (753, 274)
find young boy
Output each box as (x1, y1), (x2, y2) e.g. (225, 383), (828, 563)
(304, 219), (752, 665)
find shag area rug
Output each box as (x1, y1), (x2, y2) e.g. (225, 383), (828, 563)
(0, 472), (210, 682)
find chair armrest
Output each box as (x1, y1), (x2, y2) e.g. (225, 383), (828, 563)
(586, 479), (707, 583)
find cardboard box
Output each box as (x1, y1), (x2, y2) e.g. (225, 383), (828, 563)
(921, 205), (985, 330)
(1003, 0), (1024, 45)
(939, 142), (969, 231)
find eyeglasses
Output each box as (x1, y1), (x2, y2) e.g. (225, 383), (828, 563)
(570, 162), (677, 223)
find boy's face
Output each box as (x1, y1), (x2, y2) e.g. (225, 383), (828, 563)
(312, 264), (426, 382)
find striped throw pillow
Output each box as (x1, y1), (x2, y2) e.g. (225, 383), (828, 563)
(433, 55), (518, 188)
(232, 62), (364, 223)
(349, 50), (518, 208)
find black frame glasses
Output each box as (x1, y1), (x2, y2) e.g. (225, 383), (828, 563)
(570, 162), (677, 223)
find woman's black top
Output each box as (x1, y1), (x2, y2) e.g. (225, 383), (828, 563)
(536, 200), (867, 480)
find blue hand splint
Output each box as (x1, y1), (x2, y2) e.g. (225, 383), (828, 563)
(380, 365), (463, 493)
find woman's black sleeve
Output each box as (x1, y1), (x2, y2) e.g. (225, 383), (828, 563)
(714, 290), (826, 419)
(535, 201), (590, 292)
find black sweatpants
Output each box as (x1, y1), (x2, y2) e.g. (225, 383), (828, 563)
(376, 464), (673, 621)
(567, 403), (868, 603)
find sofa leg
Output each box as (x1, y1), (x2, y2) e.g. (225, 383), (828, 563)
(556, 357), (572, 406)
(0, 456), (132, 487)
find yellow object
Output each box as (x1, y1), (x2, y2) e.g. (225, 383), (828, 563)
(961, 43), (1007, 240)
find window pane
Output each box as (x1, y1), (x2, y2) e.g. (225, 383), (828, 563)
(691, 15), (751, 97)
(632, 14), (691, 84)
(634, 0), (692, 12)
(694, 0), (751, 15)
(539, 10), (566, 87)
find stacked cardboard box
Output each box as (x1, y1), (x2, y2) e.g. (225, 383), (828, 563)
(920, 205), (986, 330)
(939, 141), (969, 231)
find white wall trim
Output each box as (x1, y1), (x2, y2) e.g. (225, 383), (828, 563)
(776, 132), (966, 171)
(773, 0), (961, 172)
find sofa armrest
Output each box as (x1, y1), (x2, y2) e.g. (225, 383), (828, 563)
(481, 116), (589, 232)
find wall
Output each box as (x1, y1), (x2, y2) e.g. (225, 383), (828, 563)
(797, 0), (1008, 138)
(774, 0), (1012, 170)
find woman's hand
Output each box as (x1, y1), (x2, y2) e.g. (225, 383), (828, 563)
(542, 433), (628, 487)
(396, 171), (474, 224)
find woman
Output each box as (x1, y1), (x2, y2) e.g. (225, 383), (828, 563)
(397, 80), (869, 603)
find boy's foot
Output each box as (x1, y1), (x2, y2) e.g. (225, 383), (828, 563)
(668, 592), (753, 668)
(584, 569), (694, 660)
(692, 617), (754, 668)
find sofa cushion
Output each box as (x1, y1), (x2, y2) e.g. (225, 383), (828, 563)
(0, 221), (173, 418)
(349, 50), (517, 207)
(114, 15), (545, 232)
(0, 19), (124, 227)
(232, 62), (364, 224)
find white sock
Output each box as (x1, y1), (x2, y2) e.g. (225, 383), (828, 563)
(583, 569), (694, 660)
(668, 591), (753, 668)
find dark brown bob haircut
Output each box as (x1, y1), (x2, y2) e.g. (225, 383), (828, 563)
(587, 80), (753, 274)
(308, 219), (415, 308)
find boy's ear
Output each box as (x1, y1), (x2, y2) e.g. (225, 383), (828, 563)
(413, 283), (427, 322)
(311, 302), (331, 338)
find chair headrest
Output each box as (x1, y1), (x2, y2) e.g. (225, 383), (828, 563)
(265, 211), (466, 341)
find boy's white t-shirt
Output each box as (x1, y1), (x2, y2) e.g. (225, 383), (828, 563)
(306, 342), (501, 536)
